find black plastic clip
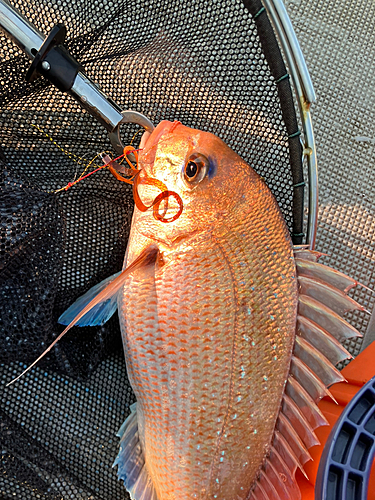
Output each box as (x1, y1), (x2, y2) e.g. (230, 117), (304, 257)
(26, 24), (81, 92)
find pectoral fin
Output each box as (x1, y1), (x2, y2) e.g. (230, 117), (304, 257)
(59, 245), (158, 331)
(7, 246), (159, 386)
(58, 271), (122, 327)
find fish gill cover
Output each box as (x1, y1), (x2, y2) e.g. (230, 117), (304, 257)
(0, 0), (303, 498)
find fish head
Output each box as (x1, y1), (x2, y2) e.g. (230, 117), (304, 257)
(134, 120), (260, 247)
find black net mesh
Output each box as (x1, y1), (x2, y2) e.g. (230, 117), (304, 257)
(0, 0), (303, 497)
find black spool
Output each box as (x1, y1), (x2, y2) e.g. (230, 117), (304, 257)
(315, 376), (375, 500)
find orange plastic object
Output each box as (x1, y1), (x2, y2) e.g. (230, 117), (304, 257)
(297, 340), (375, 500)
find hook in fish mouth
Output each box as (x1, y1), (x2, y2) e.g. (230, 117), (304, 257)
(108, 145), (183, 223)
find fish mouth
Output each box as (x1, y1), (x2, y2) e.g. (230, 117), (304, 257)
(130, 120), (185, 225)
(139, 120), (181, 162)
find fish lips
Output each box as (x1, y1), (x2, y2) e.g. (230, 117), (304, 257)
(139, 120), (182, 164)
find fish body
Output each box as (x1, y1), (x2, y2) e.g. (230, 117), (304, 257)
(118, 121), (298, 499)
(59, 121), (362, 500)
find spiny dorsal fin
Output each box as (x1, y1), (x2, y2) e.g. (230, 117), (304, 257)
(294, 336), (345, 387)
(281, 394), (319, 449)
(297, 275), (368, 315)
(295, 258), (359, 292)
(298, 294), (362, 342)
(297, 315), (352, 366)
(250, 248), (364, 499)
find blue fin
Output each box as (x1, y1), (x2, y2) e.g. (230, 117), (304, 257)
(57, 246), (158, 330)
(113, 403), (158, 500)
(58, 272), (121, 326)
(6, 246), (159, 387)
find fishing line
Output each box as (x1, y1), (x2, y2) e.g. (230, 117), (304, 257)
(31, 123), (94, 166)
(31, 124), (183, 219)
(30, 123), (143, 192)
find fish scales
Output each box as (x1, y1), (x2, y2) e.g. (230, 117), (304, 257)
(118, 122), (298, 500)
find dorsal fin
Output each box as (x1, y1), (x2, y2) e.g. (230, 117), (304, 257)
(281, 394), (319, 449)
(250, 248), (363, 498)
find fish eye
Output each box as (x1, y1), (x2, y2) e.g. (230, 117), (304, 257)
(185, 161), (198, 179)
(182, 153), (209, 189)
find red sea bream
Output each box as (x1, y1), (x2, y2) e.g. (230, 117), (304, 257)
(58, 120), (364, 500)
